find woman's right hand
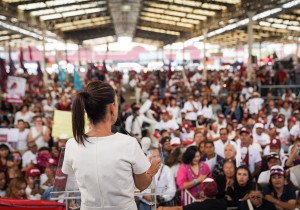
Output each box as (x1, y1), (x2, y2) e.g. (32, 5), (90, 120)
(147, 158), (161, 177)
(196, 175), (207, 183)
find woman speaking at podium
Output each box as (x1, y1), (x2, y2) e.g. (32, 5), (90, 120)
(62, 81), (161, 210)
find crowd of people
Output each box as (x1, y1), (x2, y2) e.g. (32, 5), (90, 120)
(0, 59), (300, 210)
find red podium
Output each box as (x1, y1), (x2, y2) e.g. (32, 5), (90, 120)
(0, 198), (65, 210)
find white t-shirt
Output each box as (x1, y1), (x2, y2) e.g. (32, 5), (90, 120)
(62, 133), (151, 210)
(14, 111), (35, 125)
(22, 150), (37, 168)
(210, 84), (221, 96)
(183, 101), (199, 121)
(247, 98), (264, 114)
(253, 133), (270, 147)
(214, 139), (237, 158)
(155, 120), (179, 131)
(17, 129), (29, 151)
(237, 144), (262, 174)
(290, 124), (300, 137)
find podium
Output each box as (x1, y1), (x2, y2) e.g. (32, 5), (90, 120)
(50, 148), (175, 210)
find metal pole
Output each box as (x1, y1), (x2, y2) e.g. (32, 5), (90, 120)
(203, 29), (208, 80)
(247, 12), (254, 80)
(42, 30), (48, 85)
(65, 40), (68, 63)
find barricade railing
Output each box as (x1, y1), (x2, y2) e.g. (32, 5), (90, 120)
(182, 189), (196, 206)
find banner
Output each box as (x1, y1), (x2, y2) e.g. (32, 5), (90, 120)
(6, 76), (26, 104)
(52, 110), (89, 140)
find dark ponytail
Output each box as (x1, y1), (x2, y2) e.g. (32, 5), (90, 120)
(72, 81), (115, 145)
(72, 92), (89, 145)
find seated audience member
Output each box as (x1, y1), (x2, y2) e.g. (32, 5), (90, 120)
(214, 128), (237, 158)
(6, 153), (22, 180)
(139, 148), (176, 209)
(5, 177), (27, 199)
(200, 141), (224, 178)
(25, 167), (43, 200)
(263, 166), (296, 210)
(238, 184), (276, 210)
(161, 137), (173, 164)
(22, 141), (38, 171)
(176, 146), (211, 204)
(215, 159), (236, 199)
(0, 170), (7, 197)
(0, 144), (10, 171)
(226, 165), (254, 208)
(157, 178), (227, 210)
(258, 153), (298, 187)
(167, 147), (185, 179)
(285, 138), (300, 168)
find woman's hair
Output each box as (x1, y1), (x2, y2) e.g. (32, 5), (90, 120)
(234, 165), (253, 187)
(167, 146), (183, 167)
(249, 183), (262, 192)
(72, 81), (115, 144)
(223, 158), (236, 170)
(182, 146), (198, 165)
(6, 177), (27, 199)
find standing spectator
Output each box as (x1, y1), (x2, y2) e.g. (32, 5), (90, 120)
(183, 96), (200, 127)
(246, 92), (264, 115)
(14, 105), (35, 126)
(0, 170), (7, 197)
(16, 119), (30, 154)
(28, 116), (50, 149)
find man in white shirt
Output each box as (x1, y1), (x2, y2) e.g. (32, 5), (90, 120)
(183, 96), (200, 127)
(217, 114), (227, 129)
(237, 127), (262, 177)
(125, 105), (157, 139)
(155, 111), (179, 132)
(22, 141), (38, 171)
(16, 119), (30, 153)
(288, 117), (300, 143)
(276, 117), (290, 152)
(246, 92), (264, 115)
(253, 123), (270, 149)
(214, 128), (237, 158)
(139, 148), (176, 209)
(210, 79), (221, 96)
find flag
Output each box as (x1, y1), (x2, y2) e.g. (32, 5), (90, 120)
(86, 63), (93, 80)
(58, 66), (66, 89)
(28, 46), (33, 61)
(19, 47), (28, 74)
(8, 45), (16, 76)
(73, 66), (83, 91)
(0, 58), (8, 91)
(36, 61), (43, 80)
(102, 60), (108, 74)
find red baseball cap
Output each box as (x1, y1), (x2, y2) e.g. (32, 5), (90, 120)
(26, 167), (41, 177)
(203, 178), (218, 197)
(270, 137), (281, 148)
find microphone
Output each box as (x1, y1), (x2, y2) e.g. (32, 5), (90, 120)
(112, 117), (142, 148)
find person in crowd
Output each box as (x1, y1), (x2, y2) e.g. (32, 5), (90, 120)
(157, 178), (227, 210)
(6, 152), (22, 180)
(238, 184), (276, 210)
(263, 166), (296, 210)
(5, 177), (27, 199)
(237, 127), (262, 178)
(214, 128), (237, 158)
(285, 139), (300, 168)
(0, 170), (7, 197)
(183, 96), (199, 127)
(167, 146), (185, 179)
(16, 119), (30, 154)
(0, 144), (10, 171)
(22, 141), (38, 172)
(55, 95), (71, 111)
(225, 101), (242, 122)
(167, 98), (181, 124)
(62, 81), (161, 210)
(125, 103), (157, 140)
(25, 167), (43, 200)
(226, 123), (236, 141)
(155, 110), (179, 133)
(40, 158), (57, 190)
(215, 159), (236, 199)
(258, 153), (298, 187)
(138, 148), (176, 209)
(253, 122), (271, 149)
(207, 122), (220, 142)
(14, 105), (35, 126)
(28, 115), (50, 149)
(226, 165), (254, 208)
(176, 146), (211, 203)
(199, 98), (213, 120)
(159, 136), (173, 164)
(200, 141), (224, 178)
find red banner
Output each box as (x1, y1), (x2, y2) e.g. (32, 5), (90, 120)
(0, 198), (65, 210)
